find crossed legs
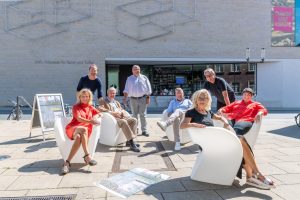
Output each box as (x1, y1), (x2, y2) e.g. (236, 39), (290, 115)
(62, 127), (94, 172)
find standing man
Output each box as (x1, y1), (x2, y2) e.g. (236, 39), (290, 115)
(203, 68), (235, 110)
(123, 65), (152, 137)
(77, 64), (103, 104)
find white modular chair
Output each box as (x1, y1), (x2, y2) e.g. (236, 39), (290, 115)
(54, 116), (101, 163)
(213, 112), (263, 149)
(213, 119), (235, 132)
(99, 112), (127, 146)
(161, 110), (191, 143)
(243, 113), (263, 149)
(187, 127), (243, 186)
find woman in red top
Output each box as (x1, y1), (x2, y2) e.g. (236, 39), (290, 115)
(220, 88), (274, 189)
(62, 88), (101, 174)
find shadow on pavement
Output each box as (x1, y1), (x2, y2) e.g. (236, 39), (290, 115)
(267, 124), (300, 139)
(18, 159), (91, 175)
(24, 141), (57, 153)
(144, 177), (274, 200)
(0, 136), (53, 145)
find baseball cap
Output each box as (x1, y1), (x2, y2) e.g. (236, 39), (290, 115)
(242, 88), (255, 95)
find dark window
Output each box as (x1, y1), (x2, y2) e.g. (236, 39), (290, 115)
(106, 63), (257, 96)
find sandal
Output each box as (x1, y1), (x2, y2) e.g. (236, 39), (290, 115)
(83, 154), (97, 166)
(246, 173), (275, 190)
(255, 172), (275, 188)
(61, 160), (71, 175)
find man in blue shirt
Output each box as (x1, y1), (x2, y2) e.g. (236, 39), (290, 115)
(77, 64), (103, 103)
(157, 88), (192, 150)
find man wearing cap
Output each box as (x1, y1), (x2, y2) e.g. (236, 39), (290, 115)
(123, 65), (152, 137)
(77, 64), (103, 103)
(203, 68), (235, 110)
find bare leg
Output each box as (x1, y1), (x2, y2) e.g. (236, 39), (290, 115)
(66, 133), (82, 162)
(80, 128), (89, 156)
(63, 128), (84, 168)
(240, 139), (259, 177)
(80, 129), (97, 165)
(240, 138), (263, 178)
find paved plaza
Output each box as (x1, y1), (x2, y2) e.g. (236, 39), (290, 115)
(0, 113), (300, 200)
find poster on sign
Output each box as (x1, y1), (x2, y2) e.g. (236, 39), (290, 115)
(29, 93), (65, 141)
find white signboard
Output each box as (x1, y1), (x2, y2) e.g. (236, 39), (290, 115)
(30, 93), (65, 141)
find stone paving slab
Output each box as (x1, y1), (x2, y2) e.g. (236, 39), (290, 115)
(215, 187), (285, 200)
(273, 174), (300, 184)
(0, 114), (300, 199)
(162, 190), (223, 200)
(107, 193), (163, 200)
(0, 175), (19, 190)
(7, 175), (63, 190)
(272, 184), (300, 200)
(0, 190), (29, 198)
(271, 162), (300, 173)
(58, 172), (108, 188)
(26, 188), (78, 197)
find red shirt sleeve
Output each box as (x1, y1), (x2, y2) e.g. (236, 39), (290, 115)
(255, 102), (268, 116)
(221, 101), (236, 113)
(91, 106), (100, 116)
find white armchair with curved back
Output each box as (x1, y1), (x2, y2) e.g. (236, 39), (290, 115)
(243, 112), (263, 149)
(99, 112), (127, 146)
(187, 127), (243, 186)
(214, 112), (263, 149)
(54, 116), (101, 163)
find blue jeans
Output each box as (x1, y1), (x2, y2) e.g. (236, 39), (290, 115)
(229, 120), (253, 136)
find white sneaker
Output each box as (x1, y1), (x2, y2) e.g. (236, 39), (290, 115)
(157, 121), (167, 131)
(174, 142), (181, 151)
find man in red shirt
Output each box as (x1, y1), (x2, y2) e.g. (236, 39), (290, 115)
(219, 87), (267, 135)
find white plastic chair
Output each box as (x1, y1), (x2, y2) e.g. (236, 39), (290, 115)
(161, 110), (191, 143)
(243, 113), (263, 149)
(99, 112), (127, 146)
(213, 113), (263, 149)
(213, 119), (235, 132)
(54, 116), (101, 163)
(187, 127), (243, 186)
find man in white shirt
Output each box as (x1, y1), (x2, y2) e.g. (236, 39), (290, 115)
(123, 65), (152, 137)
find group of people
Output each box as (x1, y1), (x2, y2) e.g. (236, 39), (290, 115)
(157, 68), (274, 189)
(61, 64), (275, 190)
(62, 64), (151, 174)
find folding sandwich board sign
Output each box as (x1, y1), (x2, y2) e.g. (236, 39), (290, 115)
(29, 93), (65, 141)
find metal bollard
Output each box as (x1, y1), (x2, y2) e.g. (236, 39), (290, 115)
(16, 96), (20, 121)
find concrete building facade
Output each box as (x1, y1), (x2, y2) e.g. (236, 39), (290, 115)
(0, 0), (299, 111)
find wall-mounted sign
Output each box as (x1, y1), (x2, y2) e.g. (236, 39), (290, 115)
(272, 0), (300, 46)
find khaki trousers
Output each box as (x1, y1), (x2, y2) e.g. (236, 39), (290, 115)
(116, 117), (138, 140)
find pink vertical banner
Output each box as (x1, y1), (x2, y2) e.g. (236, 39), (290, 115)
(273, 6), (293, 32)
